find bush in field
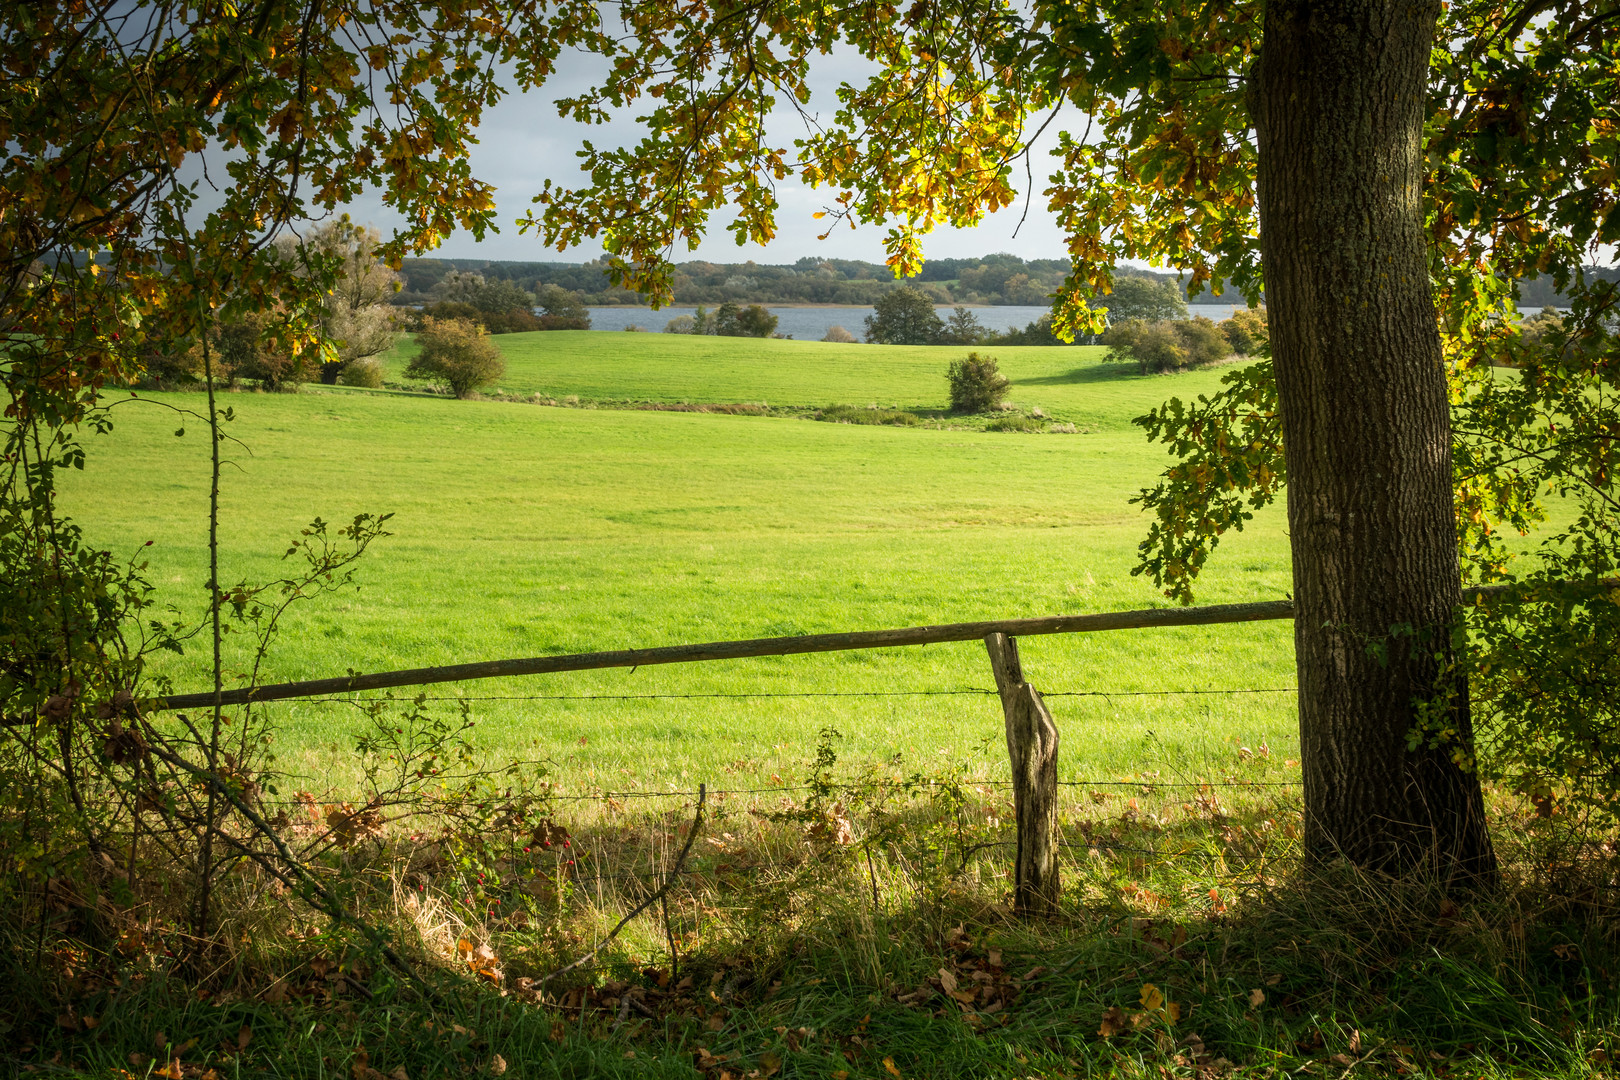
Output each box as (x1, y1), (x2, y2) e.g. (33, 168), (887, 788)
(338, 358), (385, 387)
(481, 308), (544, 333)
(946, 352), (1011, 412)
(405, 317), (504, 398)
(664, 314), (697, 333)
(1178, 315), (1231, 366)
(822, 325), (857, 343)
(1104, 317), (1231, 374)
(1219, 307), (1269, 355)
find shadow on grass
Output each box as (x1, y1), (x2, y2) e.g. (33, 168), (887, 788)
(1011, 362), (1144, 387)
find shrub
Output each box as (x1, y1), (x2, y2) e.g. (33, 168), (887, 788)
(822, 325), (858, 343)
(1101, 274), (1187, 324)
(338, 358), (385, 387)
(404, 317), (505, 398)
(865, 285), (944, 344)
(1103, 317), (1231, 373)
(817, 404), (921, 426)
(1219, 307), (1269, 355)
(481, 307), (544, 334)
(665, 314), (697, 333)
(946, 352), (1011, 412)
(1178, 315), (1231, 366)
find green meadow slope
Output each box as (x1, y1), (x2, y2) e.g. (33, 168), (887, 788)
(64, 338), (1295, 789)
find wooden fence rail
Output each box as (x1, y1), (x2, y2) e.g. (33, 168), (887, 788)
(155, 598), (1301, 712)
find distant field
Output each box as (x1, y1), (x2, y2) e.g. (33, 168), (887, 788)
(65, 338), (1296, 791)
(381, 331), (1248, 431)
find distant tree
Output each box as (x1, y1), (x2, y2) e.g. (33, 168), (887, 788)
(1517, 306), (1564, 346)
(215, 310), (308, 390)
(432, 271), (538, 324)
(470, 278), (536, 314)
(946, 352), (1011, 412)
(1101, 276), (1187, 325)
(711, 302), (778, 337)
(481, 308), (544, 333)
(822, 325), (858, 343)
(865, 285), (944, 344)
(536, 284), (591, 330)
(692, 305), (712, 334)
(664, 314), (697, 333)
(939, 306), (987, 345)
(405, 317), (505, 398)
(284, 217), (402, 382)
(734, 304), (779, 337)
(432, 270), (488, 306)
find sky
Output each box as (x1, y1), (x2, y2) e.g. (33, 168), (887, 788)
(337, 47), (1077, 268)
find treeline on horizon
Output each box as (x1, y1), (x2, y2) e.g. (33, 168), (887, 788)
(395, 253), (1615, 310)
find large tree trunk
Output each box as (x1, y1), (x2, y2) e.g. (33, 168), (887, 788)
(1251, 0), (1497, 881)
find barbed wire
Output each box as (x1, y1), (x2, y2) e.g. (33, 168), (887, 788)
(294, 686), (1298, 705)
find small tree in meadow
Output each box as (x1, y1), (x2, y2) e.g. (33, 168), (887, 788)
(866, 285), (944, 344)
(946, 352), (1010, 412)
(405, 317), (505, 398)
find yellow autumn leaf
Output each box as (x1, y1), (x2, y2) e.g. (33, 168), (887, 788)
(1139, 983), (1164, 1011)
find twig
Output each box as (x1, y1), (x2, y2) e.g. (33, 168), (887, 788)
(538, 784), (707, 986)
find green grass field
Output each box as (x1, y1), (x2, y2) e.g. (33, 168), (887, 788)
(65, 336), (1296, 791)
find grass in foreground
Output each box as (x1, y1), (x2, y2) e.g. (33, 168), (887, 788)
(7, 731), (1615, 1079)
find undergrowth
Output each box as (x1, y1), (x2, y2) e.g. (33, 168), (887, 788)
(6, 723), (1618, 1079)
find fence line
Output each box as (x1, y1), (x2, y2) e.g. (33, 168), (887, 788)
(153, 598), (1306, 710)
(155, 585), (1515, 712)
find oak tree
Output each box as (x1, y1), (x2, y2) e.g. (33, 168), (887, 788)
(526, 0), (1618, 881)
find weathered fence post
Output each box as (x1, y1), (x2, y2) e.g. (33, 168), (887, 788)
(984, 632), (1060, 916)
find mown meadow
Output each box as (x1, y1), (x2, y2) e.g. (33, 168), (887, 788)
(65, 334), (1296, 789)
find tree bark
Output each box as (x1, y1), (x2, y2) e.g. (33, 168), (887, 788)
(1251, 0), (1497, 881)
